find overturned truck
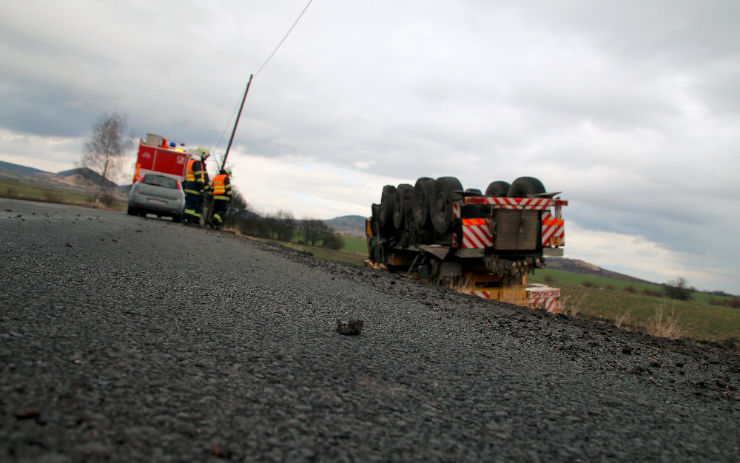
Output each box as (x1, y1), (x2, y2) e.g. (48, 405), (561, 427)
(366, 176), (567, 312)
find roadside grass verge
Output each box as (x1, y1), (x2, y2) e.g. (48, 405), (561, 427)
(285, 233), (366, 265)
(646, 304), (686, 339)
(339, 235), (368, 254)
(233, 232), (367, 267)
(0, 178), (127, 211)
(295, 243), (366, 266)
(532, 268), (740, 344)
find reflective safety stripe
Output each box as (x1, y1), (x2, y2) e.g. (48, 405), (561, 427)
(186, 159), (197, 182)
(462, 219), (493, 248)
(462, 218), (487, 226)
(184, 189), (202, 195)
(213, 195), (230, 201)
(185, 159), (206, 183)
(213, 174), (227, 194)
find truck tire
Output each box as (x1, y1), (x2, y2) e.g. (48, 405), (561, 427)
(430, 177), (463, 234)
(379, 185), (397, 232)
(507, 177), (545, 198)
(369, 203), (381, 240)
(412, 177), (434, 229)
(485, 181), (510, 197)
(463, 188), (486, 218)
(393, 184), (413, 230)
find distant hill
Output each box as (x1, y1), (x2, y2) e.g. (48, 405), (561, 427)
(545, 257), (651, 284)
(0, 160), (47, 176)
(324, 215), (366, 237)
(58, 167), (121, 191)
(0, 160), (127, 197)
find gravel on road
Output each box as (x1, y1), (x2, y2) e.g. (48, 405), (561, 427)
(1, 198), (738, 462)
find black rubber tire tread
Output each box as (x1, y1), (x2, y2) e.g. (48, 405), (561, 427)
(412, 177), (434, 229)
(126, 206), (136, 216)
(371, 203), (381, 225)
(370, 203), (381, 239)
(485, 181), (510, 197)
(465, 188), (482, 196)
(507, 177), (546, 197)
(393, 184), (414, 230)
(379, 185), (397, 231)
(172, 215), (182, 223)
(430, 177), (463, 234)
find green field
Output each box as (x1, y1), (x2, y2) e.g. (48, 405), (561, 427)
(529, 268), (740, 344)
(340, 235), (368, 254)
(0, 178), (126, 210)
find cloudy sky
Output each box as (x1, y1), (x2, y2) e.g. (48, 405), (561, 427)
(2, 0), (739, 293)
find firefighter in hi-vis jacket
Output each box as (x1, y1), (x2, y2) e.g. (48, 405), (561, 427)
(132, 163), (141, 183)
(182, 148), (210, 225)
(209, 168), (232, 229)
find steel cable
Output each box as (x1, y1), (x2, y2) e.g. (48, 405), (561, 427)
(213, 0), (314, 156)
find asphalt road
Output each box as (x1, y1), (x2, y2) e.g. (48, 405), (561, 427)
(1, 198), (738, 462)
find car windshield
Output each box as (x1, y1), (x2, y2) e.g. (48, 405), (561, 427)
(142, 175), (178, 189)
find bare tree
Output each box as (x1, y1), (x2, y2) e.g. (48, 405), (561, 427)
(664, 277), (693, 301)
(299, 218), (342, 248)
(229, 185), (249, 212)
(301, 219), (324, 245)
(82, 113), (133, 208)
(274, 210), (296, 242)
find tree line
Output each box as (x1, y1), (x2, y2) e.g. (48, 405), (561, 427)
(224, 188), (343, 249)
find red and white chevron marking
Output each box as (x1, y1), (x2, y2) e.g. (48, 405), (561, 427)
(530, 296), (560, 313)
(471, 290), (493, 299)
(541, 211), (565, 246)
(527, 286), (561, 313)
(462, 218), (493, 248)
(464, 197), (553, 210)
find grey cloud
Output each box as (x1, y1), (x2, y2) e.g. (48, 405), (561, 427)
(510, 1), (740, 65)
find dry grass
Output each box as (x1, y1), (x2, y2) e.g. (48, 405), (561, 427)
(615, 311), (633, 329)
(646, 304), (686, 339)
(560, 289), (592, 317)
(42, 190), (61, 202)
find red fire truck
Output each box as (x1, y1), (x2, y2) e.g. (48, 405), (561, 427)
(128, 134), (212, 222)
(133, 133), (192, 183)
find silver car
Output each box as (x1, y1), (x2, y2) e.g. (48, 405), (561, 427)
(127, 173), (185, 222)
